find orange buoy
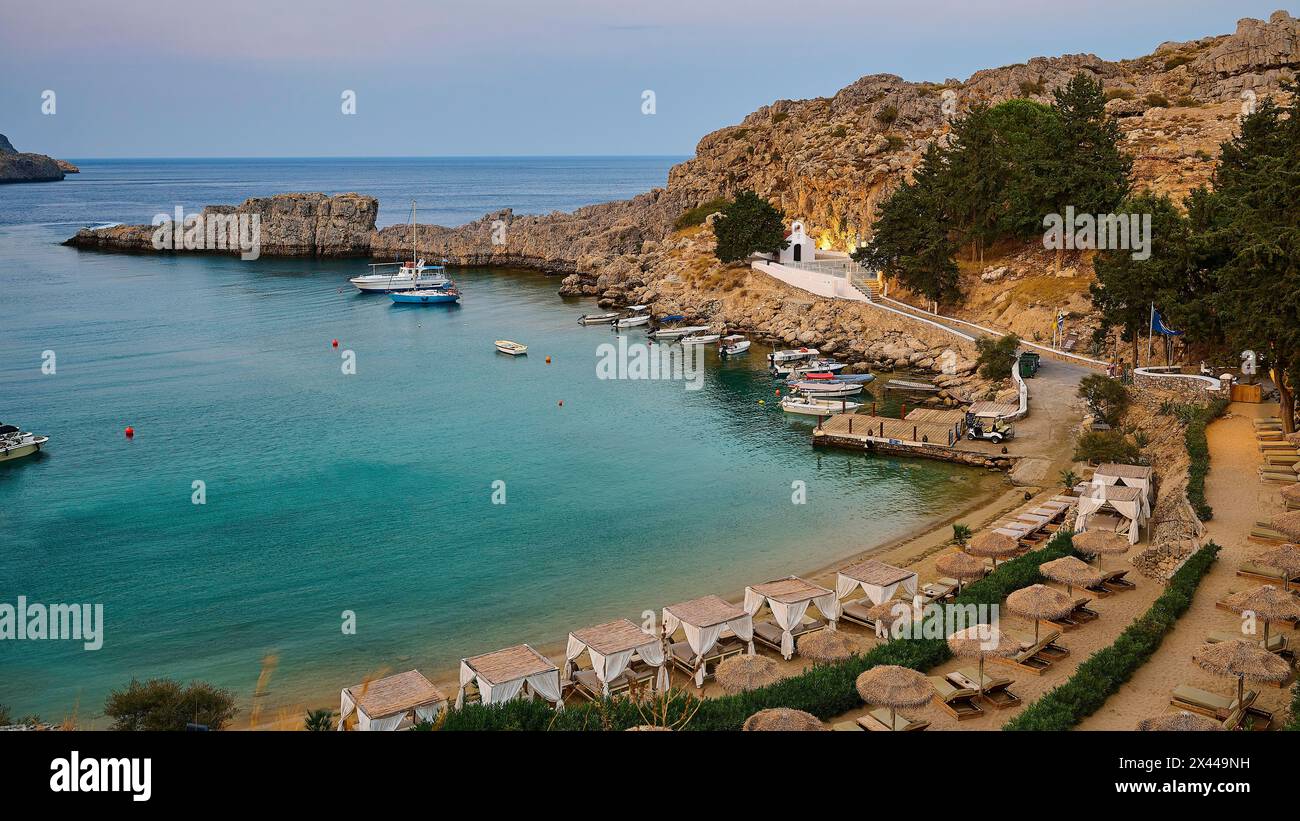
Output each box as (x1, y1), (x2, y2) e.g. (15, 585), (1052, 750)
(331, 339), (339, 348)
(545, 356), (551, 364)
(124, 426), (134, 439)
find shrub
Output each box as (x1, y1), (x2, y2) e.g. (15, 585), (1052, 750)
(673, 197), (731, 231)
(952, 523), (971, 548)
(1074, 430), (1141, 464)
(771, 111), (788, 125)
(1144, 92), (1170, 108)
(830, 126), (848, 139)
(1285, 682), (1300, 731)
(712, 190), (788, 263)
(443, 532), (1080, 731)
(1005, 544), (1219, 730)
(1018, 79), (1045, 96)
(1060, 469), (1079, 489)
(874, 105), (898, 125)
(1163, 55), (1192, 70)
(884, 134), (905, 151)
(1077, 373), (1129, 426)
(1174, 96), (1200, 107)
(0, 704), (9, 726)
(304, 708), (335, 731)
(1104, 87), (1135, 101)
(1186, 398), (1229, 520)
(975, 334), (1020, 381)
(104, 678), (238, 731)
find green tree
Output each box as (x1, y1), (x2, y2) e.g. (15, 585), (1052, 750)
(1059, 469), (1079, 490)
(986, 99), (1060, 238)
(104, 678), (237, 731)
(1077, 373), (1130, 426)
(712, 190), (788, 263)
(304, 708), (335, 731)
(1074, 430), (1141, 464)
(945, 104), (1005, 263)
(975, 333), (1020, 380)
(854, 143), (960, 303)
(952, 523), (972, 548)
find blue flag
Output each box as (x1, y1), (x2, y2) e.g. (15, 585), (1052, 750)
(1152, 309), (1182, 336)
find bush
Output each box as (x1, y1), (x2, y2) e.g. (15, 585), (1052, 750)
(1077, 373), (1129, 426)
(975, 334), (1020, 381)
(884, 134), (905, 151)
(1104, 87), (1135, 101)
(874, 105), (898, 125)
(673, 197), (730, 231)
(1163, 55), (1192, 71)
(104, 678), (237, 731)
(1145, 92), (1170, 108)
(712, 190), (788, 264)
(1285, 682), (1300, 731)
(1186, 398), (1229, 521)
(442, 532), (1081, 731)
(1073, 430), (1141, 464)
(830, 126), (848, 139)
(1005, 544), (1219, 730)
(771, 111), (788, 125)
(304, 708), (335, 731)
(1018, 79), (1045, 96)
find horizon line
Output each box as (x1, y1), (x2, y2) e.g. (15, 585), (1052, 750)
(59, 153), (695, 162)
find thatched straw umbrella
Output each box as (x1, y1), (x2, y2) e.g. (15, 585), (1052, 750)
(715, 654), (780, 694)
(1269, 510), (1300, 542)
(854, 665), (931, 731)
(867, 599), (914, 635)
(1280, 484), (1300, 506)
(936, 550), (987, 593)
(946, 625), (1019, 698)
(797, 630), (865, 663)
(1039, 555), (1105, 596)
(1007, 584), (1074, 643)
(1286, 431), (1300, 446)
(1136, 711), (1225, 732)
(967, 530), (1019, 569)
(1220, 585), (1300, 646)
(1072, 529), (1131, 569)
(1193, 639), (1292, 711)
(1253, 543), (1300, 592)
(741, 708), (824, 731)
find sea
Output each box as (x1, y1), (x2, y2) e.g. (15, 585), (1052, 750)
(0, 157), (995, 725)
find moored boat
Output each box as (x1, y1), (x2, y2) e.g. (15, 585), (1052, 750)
(390, 287), (461, 304)
(719, 334), (750, 356)
(681, 333), (721, 345)
(648, 324), (709, 339)
(768, 347), (820, 366)
(614, 306), (651, 328)
(578, 312), (621, 325)
(779, 395), (863, 416)
(350, 201), (451, 292)
(787, 379), (863, 397)
(494, 340), (528, 356)
(0, 424), (48, 463)
(780, 358), (847, 377)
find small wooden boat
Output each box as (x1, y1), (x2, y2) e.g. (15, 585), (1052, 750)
(494, 340), (528, 356)
(578, 312), (620, 325)
(648, 325), (709, 339)
(780, 396), (863, 416)
(681, 333), (721, 345)
(0, 424), (48, 463)
(390, 287), (460, 304)
(789, 380), (863, 397)
(615, 314), (651, 328)
(719, 334), (750, 356)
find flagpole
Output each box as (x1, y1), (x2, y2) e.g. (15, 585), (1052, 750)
(1147, 303), (1155, 367)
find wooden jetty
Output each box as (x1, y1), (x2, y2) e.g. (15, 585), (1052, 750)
(812, 413), (1016, 470)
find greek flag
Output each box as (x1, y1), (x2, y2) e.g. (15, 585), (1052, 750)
(1151, 309), (1183, 337)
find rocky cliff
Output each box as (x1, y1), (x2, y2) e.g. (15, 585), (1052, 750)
(0, 133), (68, 183)
(65, 193), (378, 256)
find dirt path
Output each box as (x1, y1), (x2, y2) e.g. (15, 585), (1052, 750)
(1077, 402), (1296, 730)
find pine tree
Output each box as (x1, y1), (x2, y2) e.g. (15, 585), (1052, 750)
(712, 190), (788, 263)
(944, 104), (1004, 263)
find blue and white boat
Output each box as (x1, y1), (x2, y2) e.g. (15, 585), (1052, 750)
(350, 200), (453, 292)
(390, 286), (460, 304)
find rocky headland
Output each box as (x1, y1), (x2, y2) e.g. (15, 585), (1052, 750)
(0, 133), (75, 183)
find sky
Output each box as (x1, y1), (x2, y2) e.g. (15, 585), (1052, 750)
(0, 1), (1288, 157)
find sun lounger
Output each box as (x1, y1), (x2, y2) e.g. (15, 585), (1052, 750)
(926, 676), (983, 720)
(949, 667), (1021, 709)
(668, 638), (743, 683)
(1046, 597), (1099, 630)
(1253, 417), (1282, 428)
(1258, 441), (1296, 451)
(1170, 685), (1270, 728)
(840, 598), (879, 631)
(921, 579), (957, 604)
(1236, 562), (1300, 587)
(571, 667), (648, 700)
(1101, 568), (1136, 591)
(993, 629), (1069, 675)
(1050, 495), (1079, 506)
(860, 708), (929, 731)
(753, 617), (826, 653)
(1206, 631), (1288, 655)
(832, 720), (865, 731)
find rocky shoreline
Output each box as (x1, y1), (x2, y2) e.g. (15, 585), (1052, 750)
(0, 133), (76, 183)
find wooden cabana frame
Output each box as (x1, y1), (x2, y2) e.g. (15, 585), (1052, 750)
(662, 595), (755, 687)
(338, 669), (446, 731)
(565, 618), (668, 698)
(744, 576), (840, 660)
(455, 643), (563, 709)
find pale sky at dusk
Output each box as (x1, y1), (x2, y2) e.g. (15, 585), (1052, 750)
(0, 1), (1288, 157)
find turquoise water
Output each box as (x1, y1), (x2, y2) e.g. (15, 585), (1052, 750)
(0, 159), (993, 724)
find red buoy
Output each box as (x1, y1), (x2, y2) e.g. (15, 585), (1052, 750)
(124, 426), (135, 439)
(332, 339), (339, 348)
(558, 400), (564, 407)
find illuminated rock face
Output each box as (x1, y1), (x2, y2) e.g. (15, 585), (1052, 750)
(0, 133), (66, 184)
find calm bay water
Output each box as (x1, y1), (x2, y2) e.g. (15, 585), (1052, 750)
(0, 158), (993, 724)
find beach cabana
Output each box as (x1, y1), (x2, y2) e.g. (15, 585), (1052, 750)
(1091, 463), (1154, 506)
(455, 643), (563, 709)
(1076, 484), (1146, 544)
(662, 595), (755, 687)
(744, 576), (841, 659)
(564, 618), (668, 696)
(337, 669), (446, 731)
(836, 558), (918, 606)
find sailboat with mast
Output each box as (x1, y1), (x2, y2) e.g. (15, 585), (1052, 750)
(349, 201), (453, 293)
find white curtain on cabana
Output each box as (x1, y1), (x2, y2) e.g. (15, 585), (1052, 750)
(662, 610), (754, 686)
(337, 688), (442, 731)
(836, 571), (918, 606)
(337, 688), (355, 731)
(563, 635), (669, 694)
(1090, 474), (1152, 517)
(1076, 495), (1143, 544)
(454, 662), (564, 710)
(744, 589), (842, 660)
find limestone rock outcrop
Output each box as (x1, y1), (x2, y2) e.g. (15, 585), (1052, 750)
(0, 133), (66, 183)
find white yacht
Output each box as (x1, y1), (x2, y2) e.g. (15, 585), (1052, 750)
(350, 201), (452, 293)
(719, 334), (750, 356)
(0, 424), (49, 463)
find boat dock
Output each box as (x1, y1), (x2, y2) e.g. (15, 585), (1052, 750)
(812, 413), (1017, 470)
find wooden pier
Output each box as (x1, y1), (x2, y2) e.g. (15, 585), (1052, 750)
(812, 413), (1016, 470)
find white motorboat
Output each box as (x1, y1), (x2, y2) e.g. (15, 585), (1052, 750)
(788, 379), (863, 397)
(719, 334), (750, 356)
(578, 312), (621, 325)
(495, 340), (528, 356)
(615, 306), (651, 328)
(768, 347), (820, 365)
(780, 395), (863, 416)
(350, 201), (452, 293)
(774, 358), (847, 377)
(0, 424), (49, 463)
(680, 333), (721, 345)
(648, 325), (709, 339)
